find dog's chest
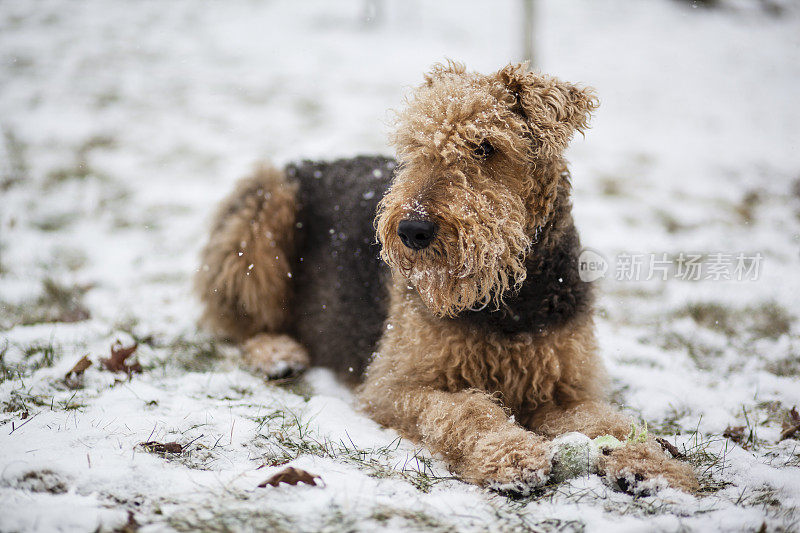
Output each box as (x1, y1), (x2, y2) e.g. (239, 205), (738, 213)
(450, 328), (563, 413)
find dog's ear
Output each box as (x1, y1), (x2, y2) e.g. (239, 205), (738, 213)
(497, 63), (599, 159)
(423, 59), (467, 87)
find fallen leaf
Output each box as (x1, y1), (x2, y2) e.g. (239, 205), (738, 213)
(780, 406), (800, 441)
(101, 341), (142, 375)
(139, 441), (183, 455)
(65, 355), (92, 379)
(723, 425), (745, 444)
(258, 467), (320, 488)
(656, 437), (685, 459)
(64, 355), (93, 389)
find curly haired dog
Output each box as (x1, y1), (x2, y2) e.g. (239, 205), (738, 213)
(195, 61), (698, 494)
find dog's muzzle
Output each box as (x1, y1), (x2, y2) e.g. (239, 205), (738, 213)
(397, 219), (437, 250)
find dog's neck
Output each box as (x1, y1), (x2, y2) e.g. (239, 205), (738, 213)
(454, 188), (594, 336)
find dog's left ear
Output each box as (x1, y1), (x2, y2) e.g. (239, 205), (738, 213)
(497, 63), (599, 159)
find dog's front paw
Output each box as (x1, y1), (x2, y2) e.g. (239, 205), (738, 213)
(598, 442), (698, 495)
(468, 431), (551, 496)
(242, 333), (309, 379)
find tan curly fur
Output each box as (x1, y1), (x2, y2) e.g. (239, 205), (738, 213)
(195, 164), (297, 342)
(196, 61), (698, 494)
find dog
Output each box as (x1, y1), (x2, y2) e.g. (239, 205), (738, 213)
(195, 61), (698, 495)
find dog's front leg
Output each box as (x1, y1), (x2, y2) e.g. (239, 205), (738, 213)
(361, 385), (550, 493)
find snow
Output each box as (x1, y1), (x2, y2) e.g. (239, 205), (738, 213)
(1, 0), (799, 531)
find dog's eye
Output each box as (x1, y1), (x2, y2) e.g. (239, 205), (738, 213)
(473, 140), (495, 160)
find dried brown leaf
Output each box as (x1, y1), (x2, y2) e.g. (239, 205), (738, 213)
(101, 341), (142, 375)
(723, 425), (745, 443)
(65, 355), (92, 378)
(656, 437), (685, 459)
(780, 406), (800, 441)
(139, 441), (183, 455)
(258, 467), (320, 488)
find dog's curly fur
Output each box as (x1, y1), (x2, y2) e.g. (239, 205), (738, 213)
(195, 61), (698, 494)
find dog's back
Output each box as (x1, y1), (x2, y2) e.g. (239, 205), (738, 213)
(288, 156), (395, 378)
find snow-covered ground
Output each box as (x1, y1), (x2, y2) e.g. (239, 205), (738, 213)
(1, 0), (799, 531)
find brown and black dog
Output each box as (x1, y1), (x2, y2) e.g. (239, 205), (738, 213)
(195, 61), (698, 495)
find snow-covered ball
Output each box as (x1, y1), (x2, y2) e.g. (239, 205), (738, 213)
(549, 432), (597, 482)
(548, 433), (625, 482)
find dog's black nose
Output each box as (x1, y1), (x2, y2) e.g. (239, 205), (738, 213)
(397, 219), (437, 250)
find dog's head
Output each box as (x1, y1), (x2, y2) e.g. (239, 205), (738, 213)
(376, 61), (598, 317)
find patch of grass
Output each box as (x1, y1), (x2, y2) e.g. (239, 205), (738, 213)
(675, 301), (793, 341)
(167, 502), (452, 533)
(370, 505), (451, 531)
(252, 407), (451, 493)
(733, 189), (762, 224)
(113, 317), (156, 347)
(754, 400), (786, 427)
(663, 301), (796, 373)
(94, 89), (121, 109)
(0, 339), (60, 386)
(658, 331), (724, 371)
(113, 327), (227, 375)
(161, 335), (223, 372)
(733, 484), (799, 529)
(50, 246), (88, 272)
(598, 176), (623, 197)
(44, 134), (115, 186)
(748, 302), (793, 340)
(0, 278), (91, 329)
(655, 208), (695, 234)
(678, 302), (736, 336)
(21, 340), (58, 370)
(0, 241), (7, 276)
(2, 387), (52, 414)
(166, 505), (296, 533)
(1, 127), (28, 190)
(14, 469), (68, 494)
(294, 96), (322, 121)
(273, 377), (314, 401)
(134, 424), (231, 471)
(648, 405), (691, 435)
(490, 494), (587, 530)
(680, 428), (733, 495)
(0, 340), (12, 383)
(57, 391), (86, 411)
(766, 355), (800, 377)
(672, 0), (721, 10)
(31, 212), (80, 232)
(46, 163), (93, 184)
(735, 406), (762, 451)
(33, 278), (90, 324)
(166, 498), (582, 533)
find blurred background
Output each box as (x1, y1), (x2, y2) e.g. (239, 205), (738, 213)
(2, 0), (799, 423)
(1, 1), (800, 529)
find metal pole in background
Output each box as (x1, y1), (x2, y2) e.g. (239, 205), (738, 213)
(522, 0), (536, 66)
(362, 0), (383, 28)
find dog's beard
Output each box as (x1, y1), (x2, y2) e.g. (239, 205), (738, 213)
(377, 186), (531, 318)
